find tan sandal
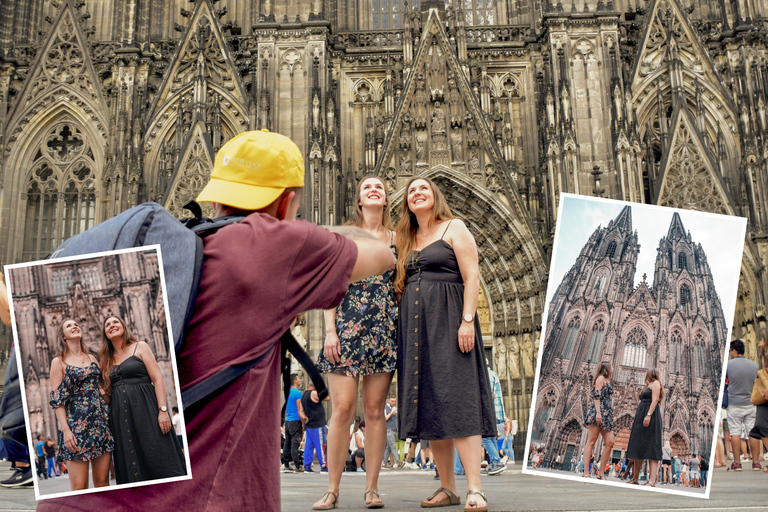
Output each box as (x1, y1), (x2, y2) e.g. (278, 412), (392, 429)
(420, 487), (461, 508)
(312, 491), (339, 510)
(464, 489), (487, 512)
(365, 489), (385, 509)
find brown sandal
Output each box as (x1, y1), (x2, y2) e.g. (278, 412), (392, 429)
(312, 491), (339, 510)
(420, 487), (461, 508)
(365, 490), (385, 509)
(464, 489), (487, 512)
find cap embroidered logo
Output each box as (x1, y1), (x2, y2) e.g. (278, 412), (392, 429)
(222, 155), (231, 166)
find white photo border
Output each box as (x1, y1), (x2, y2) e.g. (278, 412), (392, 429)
(4, 245), (193, 501)
(521, 193), (748, 500)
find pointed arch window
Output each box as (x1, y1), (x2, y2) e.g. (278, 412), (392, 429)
(694, 333), (707, 378)
(680, 284), (691, 310)
(77, 266), (102, 290)
(372, 0), (417, 29)
(52, 268), (73, 296)
(621, 326), (648, 368)
(559, 316), (581, 359)
(464, 0), (494, 25)
(678, 253), (687, 271)
(670, 330), (683, 374)
(698, 412), (713, 457)
(22, 123), (97, 262)
(585, 319), (605, 363)
(605, 241), (617, 259)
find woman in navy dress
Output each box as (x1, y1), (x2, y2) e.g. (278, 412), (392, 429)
(49, 319), (113, 490)
(581, 362), (615, 480)
(100, 316), (186, 484)
(314, 176), (397, 510)
(626, 369), (664, 485)
(395, 177), (496, 512)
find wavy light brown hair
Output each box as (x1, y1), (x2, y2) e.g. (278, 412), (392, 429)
(347, 175), (393, 230)
(642, 368), (665, 401)
(394, 177), (454, 294)
(55, 318), (89, 363)
(592, 362), (612, 387)
(99, 316), (139, 395)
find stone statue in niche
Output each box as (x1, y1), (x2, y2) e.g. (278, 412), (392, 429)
(374, 112), (385, 144)
(431, 101), (446, 135)
(414, 74), (427, 128)
(493, 109), (504, 139)
(400, 112), (412, 148)
(410, 7), (421, 33)
(742, 323), (758, 362)
(466, 115), (479, 145)
(521, 332), (535, 377)
(507, 335), (521, 379)
(468, 149), (480, 175)
(495, 340), (508, 380)
(399, 150), (412, 174)
(547, 93), (555, 128)
(451, 126), (463, 162)
(312, 93), (320, 127)
(415, 129), (427, 164)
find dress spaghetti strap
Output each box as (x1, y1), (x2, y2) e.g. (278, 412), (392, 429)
(440, 220), (453, 240)
(132, 342), (139, 355)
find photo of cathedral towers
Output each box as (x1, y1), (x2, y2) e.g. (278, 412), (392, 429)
(527, 195), (746, 490)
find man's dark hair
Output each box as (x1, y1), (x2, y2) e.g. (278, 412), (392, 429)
(172, 407), (179, 413)
(730, 339), (745, 355)
(291, 373), (301, 385)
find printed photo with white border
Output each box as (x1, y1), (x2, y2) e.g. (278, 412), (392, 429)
(523, 193), (747, 499)
(4, 245), (192, 500)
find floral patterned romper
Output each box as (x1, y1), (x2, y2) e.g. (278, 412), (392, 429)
(50, 362), (114, 462)
(584, 381), (614, 431)
(316, 241), (397, 377)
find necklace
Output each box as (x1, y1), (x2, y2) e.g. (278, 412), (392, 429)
(69, 352), (89, 367)
(416, 226), (434, 238)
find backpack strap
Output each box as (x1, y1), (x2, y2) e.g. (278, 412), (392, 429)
(182, 332), (284, 408)
(181, 215), (328, 411)
(284, 332), (329, 402)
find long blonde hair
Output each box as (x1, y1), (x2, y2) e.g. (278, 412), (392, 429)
(347, 175), (392, 230)
(55, 318), (89, 363)
(99, 316), (139, 395)
(394, 177), (454, 293)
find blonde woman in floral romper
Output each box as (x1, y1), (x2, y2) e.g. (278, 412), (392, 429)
(314, 176), (397, 510)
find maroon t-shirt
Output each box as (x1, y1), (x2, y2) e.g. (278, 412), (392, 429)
(38, 213), (357, 511)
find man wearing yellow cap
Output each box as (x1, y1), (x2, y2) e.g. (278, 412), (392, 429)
(38, 130), (395, 511)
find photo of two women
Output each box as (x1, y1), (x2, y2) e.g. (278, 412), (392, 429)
(6, 247), (191, 498)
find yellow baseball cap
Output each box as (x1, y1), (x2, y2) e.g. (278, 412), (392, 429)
(196, 129), (305, 210)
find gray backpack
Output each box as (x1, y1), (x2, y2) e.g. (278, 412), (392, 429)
(51, 202), (327, 409)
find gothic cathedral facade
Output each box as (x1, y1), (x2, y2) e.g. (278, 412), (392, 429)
(1, 0), (767, 449)
(533, 206), (725, 461)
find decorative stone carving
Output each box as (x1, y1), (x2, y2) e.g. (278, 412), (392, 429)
(657, 114), (729, 215)
(451, 126), (463, 163)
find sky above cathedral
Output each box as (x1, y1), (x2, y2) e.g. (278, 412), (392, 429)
(546, 194), (747, 332)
